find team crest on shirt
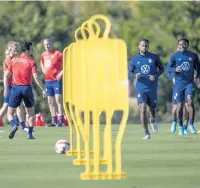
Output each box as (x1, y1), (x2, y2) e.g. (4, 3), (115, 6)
(189, 57), (192, 61)
(137, 61), (140, 64)
(138, 94), (140, 98)
(178, 58), (182, 61)
(141, 64), (150, 74)
(181, 61), (190, 71)
(51, 55), (54, 59)
(44, 60), (52, 67)
(148, 59), (152, 63)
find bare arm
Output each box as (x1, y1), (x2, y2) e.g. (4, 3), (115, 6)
(33, 72), (46, 97)
(56, 70), (63, 80)
(3, 71), (11, 97)
(40, 61), (46, 74)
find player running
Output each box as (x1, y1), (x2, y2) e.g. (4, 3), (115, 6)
(129, 39), (164, 139)
(166, 70), (190, 134)
(167, 38), (200, 135)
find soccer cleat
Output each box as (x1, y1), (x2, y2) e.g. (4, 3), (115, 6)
(171, 121), (177, 133)
(46, 123), (56, 127)
(183, 125), (189, 135)
(22, 127), (35, 132)
(183, 129), (189, 135)
(22, 127), (29, 132)
(189, 124), (197, 134)
(143, 134), (151, 140)
(149, 119), (158, 133)
(9, 126), (18, 139)
(27, 135), (35, 139)
(178, 126), (184, 136)
(56, 123), (64, 127)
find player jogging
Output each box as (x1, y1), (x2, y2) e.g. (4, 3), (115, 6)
(167, 38), (200, 135)
(129, 39), (164, 139)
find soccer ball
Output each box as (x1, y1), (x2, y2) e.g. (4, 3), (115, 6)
(54, 139), (70, 154)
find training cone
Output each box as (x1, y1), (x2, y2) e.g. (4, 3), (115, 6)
(0, 120), (3, 127)
(35, 113), (45, 127)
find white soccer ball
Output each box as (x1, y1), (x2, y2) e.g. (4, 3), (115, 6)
(54, 139), (70, 154)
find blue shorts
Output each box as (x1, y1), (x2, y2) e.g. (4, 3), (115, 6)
(136, 90), (157, 108)
(8, 85), (35, 108)
(4, 86), (12, 103)
(172, 90), (188, 104)
(45, 80), (62, 96)
(174, 83), (195, 103)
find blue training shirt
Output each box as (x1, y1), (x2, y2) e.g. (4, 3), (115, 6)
(166, 68), (174, 80)
(167, 50), (200, 87)
(129, 52), (164, 92)
(166, 69), (175, 91)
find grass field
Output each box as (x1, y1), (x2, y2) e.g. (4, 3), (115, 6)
(0, 124), (200, 188)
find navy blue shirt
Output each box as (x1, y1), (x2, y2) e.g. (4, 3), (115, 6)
(166, 69), (175, 90)
(129, 52), (164, 92)
(166, 68), (174, 80)
(167, 50), (200, 86)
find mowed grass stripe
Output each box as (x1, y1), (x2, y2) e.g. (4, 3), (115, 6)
(0, 124), (200, 188)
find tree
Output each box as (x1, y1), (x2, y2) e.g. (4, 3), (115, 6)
(0, 1), (200, 123)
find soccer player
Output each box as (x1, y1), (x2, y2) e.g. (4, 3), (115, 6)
(40, 39), (64, 127)
(0, 41), (29, 132)
(167, 38), (200, 135)
(4, 41), (46, 139)
(0, 42), (16, 134)
(166, 70), (190, 134)
(0, 42), (16, 121)
(129, 39), (164, 139)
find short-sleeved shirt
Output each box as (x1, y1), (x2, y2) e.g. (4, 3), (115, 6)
(40, 50), (63, 81)
(8, 53), (37, 85)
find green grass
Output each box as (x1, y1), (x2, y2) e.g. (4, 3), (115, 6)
(0, 124), (200, 188)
